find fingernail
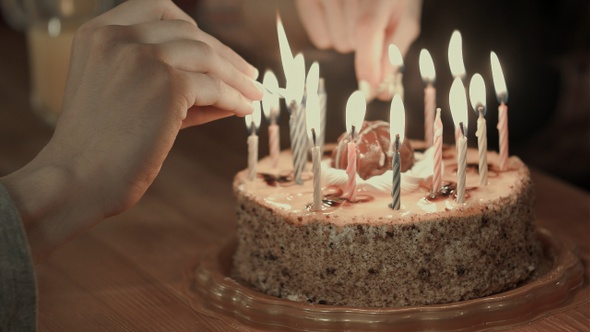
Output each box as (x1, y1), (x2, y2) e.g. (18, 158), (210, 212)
(253, 80), (265, 100)
(251, 67), (259, 80)
(359, 80), (374, 101)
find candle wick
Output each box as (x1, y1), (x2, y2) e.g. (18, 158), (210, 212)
(251, 124), (256, 136)
(311, 128), (317, 146)
(459, 122), (466, 137)
(395, 134), (400, 152)
(478, 107), (484, 119)
(351, 125), (356, 140)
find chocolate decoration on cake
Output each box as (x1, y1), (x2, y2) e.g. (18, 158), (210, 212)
(331, 121), (414, 180)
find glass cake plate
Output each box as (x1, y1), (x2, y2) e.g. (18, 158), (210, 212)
(182, 228), (584, 331)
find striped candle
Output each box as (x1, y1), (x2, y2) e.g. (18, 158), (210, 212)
(290, 101), (307, 184)
(477, 111), (489, 185)
(389, 95), (405, 210)
(390, 137), (401, 210)
(469, 73), (489, 186)
(491, 51), (509, 171)
(432, 108), (443, 193)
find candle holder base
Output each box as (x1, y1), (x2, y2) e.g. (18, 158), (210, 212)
(181, 227), (584, 331)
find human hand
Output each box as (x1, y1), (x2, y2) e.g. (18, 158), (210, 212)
(1, 0), (262, 261)
(295, 0), (422, 101)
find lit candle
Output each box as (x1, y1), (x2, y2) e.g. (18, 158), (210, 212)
(448, 29), (467, 148)
(306, 61), (320, 153)
(344, 91), (366, 202)
(389, 94), (406, 210)
(277, 14), (307, 183)
(449, 78), (468, 203)
(491, 51), (509, 171)
(448, 30), (466, 81)
(245, 101), (262, 181)
(306, 87), (322, 211)
(419, 49), (436, 146)
(262, 70), (281, 169)
(432, 108), (443, 194)
(469, 73), (488, 186)
(388, 44), (405, 102)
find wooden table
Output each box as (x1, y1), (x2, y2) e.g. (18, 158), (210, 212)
(0, 22), (588, 332)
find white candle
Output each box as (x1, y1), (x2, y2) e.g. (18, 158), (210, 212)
(245, 101), (262, 181)
(419, 49), (436, 146)
(457, 134), (467, 204)
(432, 108), (443, 193)
(344, 91), (366, 201)
(491, 51), (510, 171)
(306, 89), (322, 211)
(449, 78), (468, 203)
(388, 44), (405, 102)
(262, 70), (281, 169)
(389, 94), (406, 210)
(469, 73), (488, 186)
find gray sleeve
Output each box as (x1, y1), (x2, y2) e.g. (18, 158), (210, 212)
(0, 184), (37, 331)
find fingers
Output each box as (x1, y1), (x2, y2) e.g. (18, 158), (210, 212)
(354, 1), (393, 100)
(155, 39), (262, 102)
(321, 0), (353, 52)
(181, 106), (234, 128)
(295, 0), (331, 49)
(87, 0), (196, 28)
(181, 72), (255, 118)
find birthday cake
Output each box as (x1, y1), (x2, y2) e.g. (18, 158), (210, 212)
(231, 120), (542, 307)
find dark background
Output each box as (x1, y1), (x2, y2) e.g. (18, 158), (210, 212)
(1, 0), (588, 191)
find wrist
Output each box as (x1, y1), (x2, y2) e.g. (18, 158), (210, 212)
(0, 147), (101, 262)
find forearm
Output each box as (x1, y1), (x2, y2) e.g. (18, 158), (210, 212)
(0, 147), (101, 263)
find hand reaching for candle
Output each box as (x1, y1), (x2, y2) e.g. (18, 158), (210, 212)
(0, 0), (263, 262)
(295, 0), (423, 101)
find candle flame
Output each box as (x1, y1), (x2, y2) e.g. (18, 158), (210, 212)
(306, 94), (321, 145)
(490, 51), (508, 103)
(390, 94), (406, 144)
(245, 101), (262, 132)
(469, 73), (486, 115)
(262, 70), (280, 120)
(345, 90), (366, 136)
(306, 61), (320, 99)
(277, 13), (305, 104)
(419, 49), (436, 83)
(277, 13), (293, 76)
(448, 30), (466, 79)
(449, 77), (468, 134)
(388, 44), (404, 68)
(289, 53), (306, 104)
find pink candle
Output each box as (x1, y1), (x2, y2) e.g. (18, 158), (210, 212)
(432, 108), (443, 193)
(262, 70), (281, 169)
(424, 83), (436, 146)
(491, 51), (509, 171)
(419, 49), (437, 146)
(345, 141), (357, 202)
(344, 91), (366, 202)
(268, 123), (280, 168)
(497, 102), (509, 170)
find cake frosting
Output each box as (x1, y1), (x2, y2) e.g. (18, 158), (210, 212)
(232, 136), (542, 307)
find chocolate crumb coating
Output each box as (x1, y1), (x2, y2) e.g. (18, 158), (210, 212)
(331, 121), (414, 180)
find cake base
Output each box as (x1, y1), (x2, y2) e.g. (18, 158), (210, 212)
(232, 147), (542, 307)
(185, 228), (583, 331)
